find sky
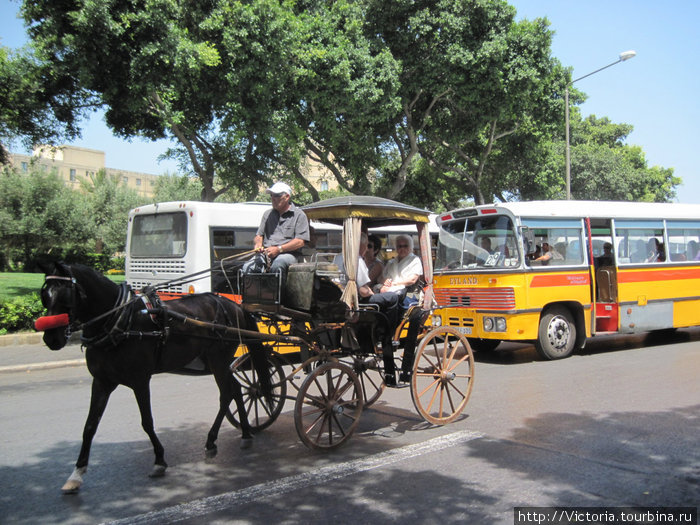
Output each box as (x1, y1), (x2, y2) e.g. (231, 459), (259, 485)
(1, 0), (699, 202)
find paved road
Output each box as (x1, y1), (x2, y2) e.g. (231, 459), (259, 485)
(1, 331), (698, 525)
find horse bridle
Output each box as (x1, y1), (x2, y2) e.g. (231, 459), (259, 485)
(41, 274), (87, 338)
(42, 272), (139, 346)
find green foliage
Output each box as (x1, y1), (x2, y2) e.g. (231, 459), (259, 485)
(153, 173), (204, 202)
(551, 115), (680, 202)
(12, 0), (680, 209)
(0, 165), (141, 269)
(0, 166), (93, 268)
(0, 44), (92, 163)
(0, 293), (44, 334)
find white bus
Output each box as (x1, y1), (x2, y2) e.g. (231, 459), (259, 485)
(125, 201), (437, 298)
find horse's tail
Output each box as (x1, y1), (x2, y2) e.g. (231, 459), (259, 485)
(243, 312), (274, 409)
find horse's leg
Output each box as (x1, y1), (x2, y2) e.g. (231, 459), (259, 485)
(205, 351), (253, 457)
(131, 379), (167, 478)
(62, 377), (117, 494)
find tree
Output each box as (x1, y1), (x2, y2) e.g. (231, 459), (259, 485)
(0, 45), (92, 164)
(153, 174), (204, 203)
(567, 115), (679, 201)
(376, 4), (567, 204)
(21, 0), (307, 202)
(0, 166), (93, 268)
(78, 170), (142, 254)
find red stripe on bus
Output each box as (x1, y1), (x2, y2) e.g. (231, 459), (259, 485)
(530, 273), (590, 287)
(617, 267), (700, 283)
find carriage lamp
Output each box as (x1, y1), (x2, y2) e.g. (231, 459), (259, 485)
(483, 316), (506, 332)
(431, 315), (443, 327)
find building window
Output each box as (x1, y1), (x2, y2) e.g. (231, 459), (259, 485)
(21, 162), (28, 172)
(136, 178), (141, 186)
(123, 176), (128, 184)
(321, 180), (329, 191)
(70, 169), (76, 181)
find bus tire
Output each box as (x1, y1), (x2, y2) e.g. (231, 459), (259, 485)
(535, 306), (576, 360)
(467, 338), (501, 352)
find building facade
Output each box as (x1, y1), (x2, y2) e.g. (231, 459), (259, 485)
(9, 145), (160, 198)
(8, 144), (340, 199)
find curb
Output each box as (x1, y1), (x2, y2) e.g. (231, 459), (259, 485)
(0, 332), (44, 347)
(0, 359), (86, 374)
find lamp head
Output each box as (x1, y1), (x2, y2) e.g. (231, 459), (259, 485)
(619, 50), (636, 61)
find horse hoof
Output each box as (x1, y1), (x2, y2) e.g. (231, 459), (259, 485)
(62, 466), (86, 494)
(61, 480), (81, 494)
(149, 464), (167, 478)
(205, 445), (218, 458)
(240, 437), (253, 450)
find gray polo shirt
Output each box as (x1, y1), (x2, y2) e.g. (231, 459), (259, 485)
(257, 203), (310, 255)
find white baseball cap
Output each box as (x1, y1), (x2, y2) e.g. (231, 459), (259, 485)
(266, 182), (292, 196)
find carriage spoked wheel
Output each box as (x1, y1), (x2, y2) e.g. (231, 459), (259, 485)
(294, 361), (363, 450)
(410, 326), (475, 426)
(229, 350), (287, 432)
(339, 353), (385, 408)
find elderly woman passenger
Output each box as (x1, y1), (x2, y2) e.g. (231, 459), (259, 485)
(378, 234), (423, 297)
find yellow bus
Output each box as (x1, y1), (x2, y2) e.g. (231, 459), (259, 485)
(432, 200), (700, 359)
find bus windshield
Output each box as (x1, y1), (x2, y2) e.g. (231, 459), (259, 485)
(436, 214), (520, 269)
(130, 212), (188, 257)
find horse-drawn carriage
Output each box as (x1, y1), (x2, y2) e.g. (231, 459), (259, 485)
(36, 196), (475, 492)
(231, 196), (476, 449)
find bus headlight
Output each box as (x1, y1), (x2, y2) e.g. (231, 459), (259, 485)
(431, 315), (442, 327)
(483, 316), (506, 332)
(495, 317), (507, 332)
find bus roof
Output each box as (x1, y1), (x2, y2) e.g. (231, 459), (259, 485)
(441, 200), (700, 222)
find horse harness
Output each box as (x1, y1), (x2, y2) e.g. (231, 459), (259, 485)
(43, 273), (244, 353)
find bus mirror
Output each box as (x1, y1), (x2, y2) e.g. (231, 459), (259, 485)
(521, 227), (536, 254)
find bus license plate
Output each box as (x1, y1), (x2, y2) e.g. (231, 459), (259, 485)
(455, 326), (472, 335)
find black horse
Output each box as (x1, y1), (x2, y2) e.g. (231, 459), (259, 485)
(38, 262), (272, 494)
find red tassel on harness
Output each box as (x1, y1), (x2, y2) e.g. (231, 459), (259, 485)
(34, 314), (70, 331)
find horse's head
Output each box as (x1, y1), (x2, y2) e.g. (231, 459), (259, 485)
(37, 262), (87, 350)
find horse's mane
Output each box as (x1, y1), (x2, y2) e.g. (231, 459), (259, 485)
(68, 263), (120, 291)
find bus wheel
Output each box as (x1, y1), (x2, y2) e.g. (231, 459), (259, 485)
(467, 338), (501, 352)
(535, 306), (576, 360)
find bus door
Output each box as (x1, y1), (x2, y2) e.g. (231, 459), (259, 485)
(589, 218), (619, 333)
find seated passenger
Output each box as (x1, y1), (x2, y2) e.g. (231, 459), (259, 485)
(243, 182), (310, 286)
(534, 242), (562, 265)
(646, 238), (665, 263)
(377, 234), (425, 382)
(362, 234), (385, 288)
(378, 234), (423, 307)
(334, 233), (400, 385)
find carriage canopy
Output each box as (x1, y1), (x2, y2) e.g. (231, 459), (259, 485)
(302, 196), (434, 309)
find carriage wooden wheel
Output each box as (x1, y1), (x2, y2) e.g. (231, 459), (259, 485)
(340, 353), (385, 408)
(294, 361), (364, 450)
(230, 350), (287, 432)
(410, 326), (475, 425)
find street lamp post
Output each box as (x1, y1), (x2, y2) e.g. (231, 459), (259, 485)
(565, 50), (636, 200)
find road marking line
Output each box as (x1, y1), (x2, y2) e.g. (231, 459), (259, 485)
(102, 429), (484, 525)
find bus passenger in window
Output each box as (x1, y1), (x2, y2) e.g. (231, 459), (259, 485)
(646, 238), (664, 263)
(596, 242), (614, 267)
(534, 242), (562, 265)
(480, 237), (493, 253)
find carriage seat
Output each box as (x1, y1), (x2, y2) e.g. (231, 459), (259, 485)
(285, 262), (344, 316)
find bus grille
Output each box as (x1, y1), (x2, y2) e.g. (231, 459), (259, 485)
(128, 280), (185, 294)
(435, 287), (515, 309)
(127, 259), (187, 274)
